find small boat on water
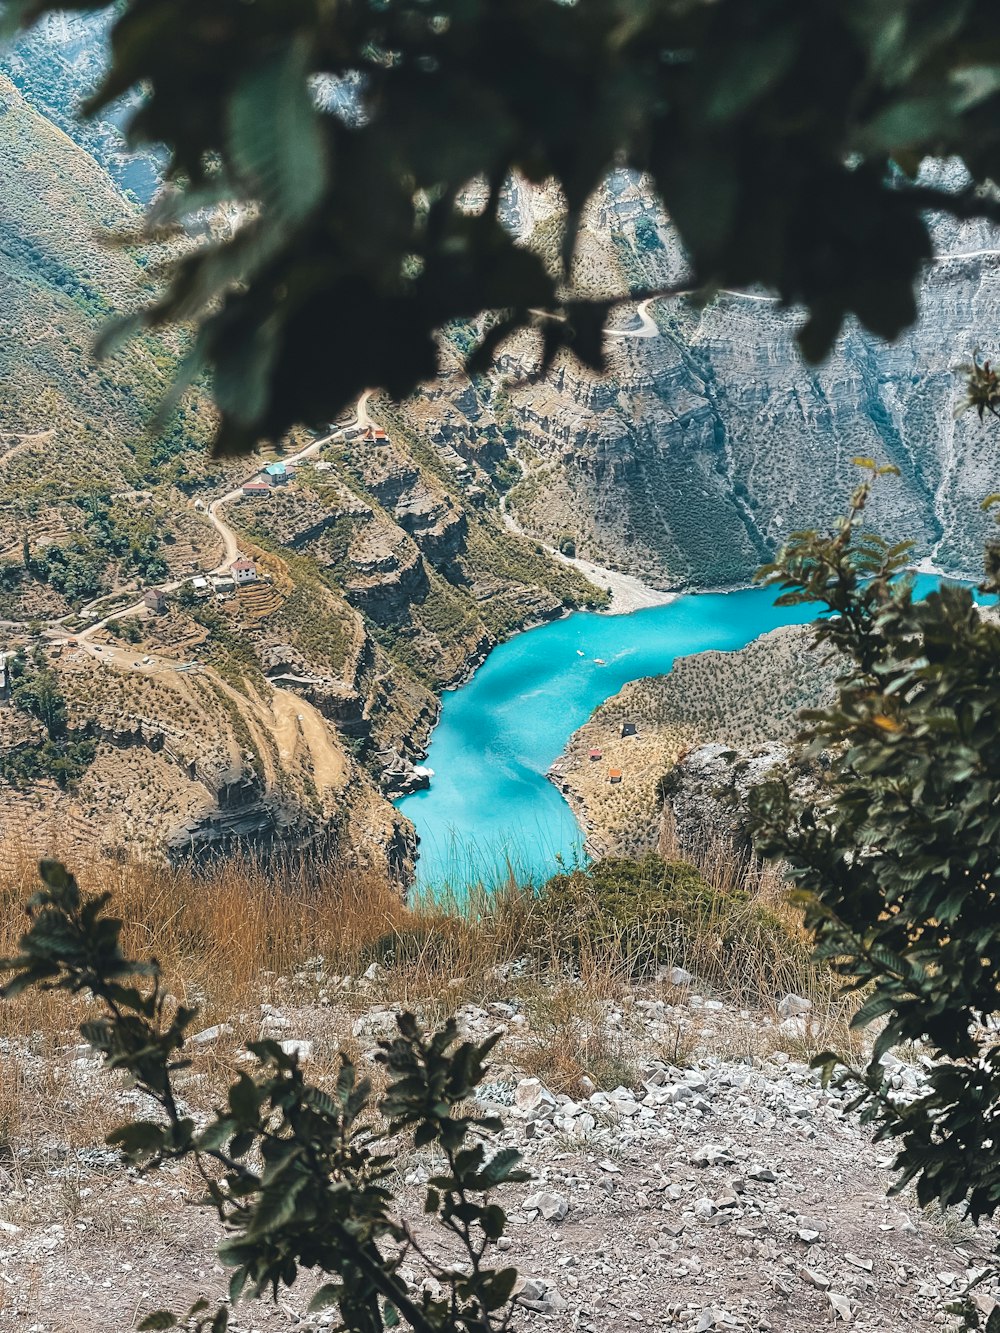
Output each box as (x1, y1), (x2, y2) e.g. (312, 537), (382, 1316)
(576, 649), (585, 656)
(594, 658), (606, 666)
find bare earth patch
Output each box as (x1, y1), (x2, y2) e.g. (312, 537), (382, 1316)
(0, 978), (995, 1333)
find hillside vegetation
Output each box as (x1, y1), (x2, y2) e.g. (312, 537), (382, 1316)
(554, 624), (838, 858)
(0, 78), (605, 875)
(0, 72), (217, 608)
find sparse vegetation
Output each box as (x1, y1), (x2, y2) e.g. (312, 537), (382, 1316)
(0, 860), (529, 1333)
(1, 650), (97, 788)
(534, 849), (810, 995)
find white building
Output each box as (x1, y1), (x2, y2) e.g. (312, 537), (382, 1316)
(230, 558), (259, 586)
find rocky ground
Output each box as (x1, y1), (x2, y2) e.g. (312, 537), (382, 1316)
(1, 972), (995, 1333)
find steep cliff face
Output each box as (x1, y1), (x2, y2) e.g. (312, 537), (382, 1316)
(407, 170), (1000, 590)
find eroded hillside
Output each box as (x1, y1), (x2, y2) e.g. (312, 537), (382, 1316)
(0, 85), (603, 877)
(396, 170), (1000, 589)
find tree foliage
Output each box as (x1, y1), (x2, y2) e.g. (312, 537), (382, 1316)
(749, 466), (1000, 1222)
(5, 0), (1000, 453)
(0, 861), (528, 1333)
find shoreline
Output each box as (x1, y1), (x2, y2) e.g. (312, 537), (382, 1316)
(396, 549), (976, 870)
(545, 547), (680, 614)
(394, 550), (681, 803)
(540, 557), (981, 858)
(498, 493), (680, 615)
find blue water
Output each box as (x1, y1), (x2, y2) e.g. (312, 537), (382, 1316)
(395, 575), (958, 892)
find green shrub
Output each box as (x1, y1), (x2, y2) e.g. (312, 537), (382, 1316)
(535, 853), (804, 987)
(749, 469), (1000, 1221)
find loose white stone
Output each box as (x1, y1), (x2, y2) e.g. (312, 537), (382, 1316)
(777, 993), (812, 1019)
(192, 1024), (232, 1044)
(523, 1190), (569, 1222)
(827, 1292), (854, 1322)
(279, 1039), (314, 1062)
(514, 1078), (556, 1112)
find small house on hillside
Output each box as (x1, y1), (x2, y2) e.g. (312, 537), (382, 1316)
(621, 721), (638, 738)
(188, 576), (211, 598)
(264, 462), (288, 485)
(363, 425), (389, 445)
(242, 481), (271, 497)
(588, 748), (603, 762)
(609, 768), (623, 784)
(230, 558), (259, 586)
(144, 589), (167, 614)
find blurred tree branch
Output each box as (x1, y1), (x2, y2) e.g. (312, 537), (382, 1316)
(5, 0), (1000, 453)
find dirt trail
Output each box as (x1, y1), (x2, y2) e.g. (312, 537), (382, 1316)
(206, 676), (283, 790)
(273, 688), (347, 794)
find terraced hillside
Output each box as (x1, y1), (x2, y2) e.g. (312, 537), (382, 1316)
(1, 11), (158, 199)
(0, 79), (604, 878)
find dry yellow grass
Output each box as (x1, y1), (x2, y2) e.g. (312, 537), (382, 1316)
(0, 834), (844, 1034)
(0, 844), (414, 1026)
(0, 835), (874, 1227)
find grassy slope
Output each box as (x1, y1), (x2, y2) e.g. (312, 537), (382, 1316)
(0, 73), (211, 530)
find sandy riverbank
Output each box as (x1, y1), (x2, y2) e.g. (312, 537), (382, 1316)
(546, 547), (679, 613)
(499, 496), (678, 614)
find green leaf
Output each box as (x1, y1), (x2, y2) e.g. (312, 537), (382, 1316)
(308, 1283), (345, 1314)
(228, 1073), (261, 1125)
(245, 1173), (306, 1240)
(226, 37), (328, 224)
(850, 992), (900, 1032)
(474, 1147), (523, 1189)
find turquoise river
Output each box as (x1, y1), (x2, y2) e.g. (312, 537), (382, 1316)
(395, 575), (957, 892)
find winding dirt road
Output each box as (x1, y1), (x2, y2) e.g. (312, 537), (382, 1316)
(205, 392), (372, 574)
(606, 298), (660, 340)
